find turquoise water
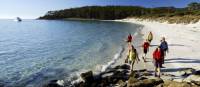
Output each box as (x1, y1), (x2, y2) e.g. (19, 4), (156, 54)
(0, 19), (142, 86)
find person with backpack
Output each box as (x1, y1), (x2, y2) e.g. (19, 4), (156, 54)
(147, 31), (153, 43)
(126, 44), (140, 71)
(153, 46), (162, 78)
(160, 37), (168, 64)
(142, 39), (150, 62)
(126, 33), (133, 43)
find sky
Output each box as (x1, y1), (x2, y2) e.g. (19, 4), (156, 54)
(0, 0), (200, 19)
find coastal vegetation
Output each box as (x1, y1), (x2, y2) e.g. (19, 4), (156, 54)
(39, 2), (200, 23)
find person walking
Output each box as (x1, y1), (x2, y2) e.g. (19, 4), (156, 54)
(126, 44), (140, 71)
(142, 39), (150, 62)
(153, 46), (162, 78)
(147, 31), (153, 43)
(160, 37), (168, 65)
(127, 33), (133, 44)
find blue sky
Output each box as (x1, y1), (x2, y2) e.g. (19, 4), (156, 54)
(0, 0), (200, 19)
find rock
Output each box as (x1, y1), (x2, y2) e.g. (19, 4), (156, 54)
(183, 75), (200, 82)
(128, 77), (139, 84)
(162, 73), (175, 77)
(43, 80), (64, 87)
(101, 72), (113, 78)
(194, 70), (200, 75)
(156, 83), (164, 87)
(138, 69), (147, 72)
(127, 77), (163, 87)
(117, 80), (127, 87)
(173, 78), (184, 82)
(138, 76), (148, 80)
(141, 71), (152, 76)
(191, 81), (200, 86)
(114, 64), (130, 70)
(163, 80), (198, 87)
(56, 80), (64, 86)
(80, 71), (94, 82)
(112, 70), (129, 80)
(129, 71), (140, 78)
(178, 68), (196, 77)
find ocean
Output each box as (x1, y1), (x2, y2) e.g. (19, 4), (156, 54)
(0, 19), (143, 86)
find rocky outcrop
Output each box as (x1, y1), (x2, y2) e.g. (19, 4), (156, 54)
(43, 64), (200, 87)
(161, 80), (198, 87)
(42, 80), (64, 87)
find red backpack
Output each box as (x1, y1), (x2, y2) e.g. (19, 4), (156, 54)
(153, 49), (162, 61)
(143, 42), (149, 49)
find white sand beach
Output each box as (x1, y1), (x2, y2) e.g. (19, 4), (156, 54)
(116, 18), (200, 81)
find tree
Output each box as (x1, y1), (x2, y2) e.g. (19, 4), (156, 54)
(187, 2), (200, 10)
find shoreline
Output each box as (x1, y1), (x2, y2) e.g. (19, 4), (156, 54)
(117, 18), (200, 78)
(42, 18), (200, 87)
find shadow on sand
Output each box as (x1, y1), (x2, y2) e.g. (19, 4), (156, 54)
(161, 57), (200, 73)
(150, 44), (185, 47)
(161, 67), (193, 73)
(164, 57), (200, 64)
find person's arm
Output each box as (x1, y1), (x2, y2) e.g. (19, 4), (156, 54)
(166, 42), (169, 53)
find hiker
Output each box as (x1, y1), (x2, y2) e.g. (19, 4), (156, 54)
(160, 37), (168, 64)
(142, 39), (150, 62)
(153, 46), (162, 78)
(126, 33), (133, 43)
(126, 44), (140, 71)
(147, 31), (153, 43)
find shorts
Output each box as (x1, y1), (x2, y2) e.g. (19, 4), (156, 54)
(143, 49), (148, 54)
(154, 60), (161, 68)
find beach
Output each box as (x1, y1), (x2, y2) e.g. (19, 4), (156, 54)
(44, 18), (200, 87)
(117, 18), (200, 81)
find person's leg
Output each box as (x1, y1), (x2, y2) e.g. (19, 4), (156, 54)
(143, 49), (147, 62)
(154, 67), (158, 77)
(157, 62), (161, 78)
(129, 60), (132, 70)
(131, 61), (133, 71)
(161, 50), (165, 65)
(142, 55), (146, 62)
(154, 60), (158, 77)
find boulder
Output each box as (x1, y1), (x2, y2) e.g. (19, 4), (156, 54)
(194, 70), (200, 75)
(129, 71), (140, 78)
(163, 80), (198, 87)
(117, 80), (127, 87)
(178, 68), (195, 77)
(114, 64), (130, 70)
(183, 75), (200, 82)
(128, 77), (139, 84)
(141, 71), (152, 76)
(80, 71), (94, 82)
(138, 76), (148, 80)
(191, 81), (200, 86)
(127, 77), (163, 87)
(156, 83), (164, 87)
(43, 80), (64, 87)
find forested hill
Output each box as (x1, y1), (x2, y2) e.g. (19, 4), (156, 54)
(39, 2), (200, 20)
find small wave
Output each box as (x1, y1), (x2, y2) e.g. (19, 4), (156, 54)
(66, 46), (125, 86)
(100, 46), (124, 72)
